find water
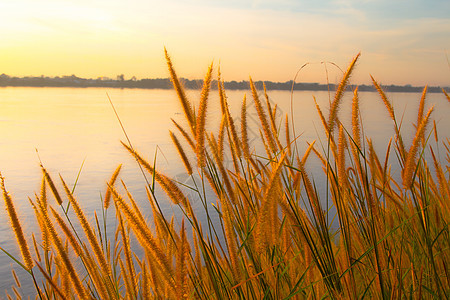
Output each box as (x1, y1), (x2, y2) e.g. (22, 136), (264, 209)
(0, 87), (448, 296)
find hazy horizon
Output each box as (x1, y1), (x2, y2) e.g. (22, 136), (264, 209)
(1, 73), (449, 90)
(1, 0), (449, 86)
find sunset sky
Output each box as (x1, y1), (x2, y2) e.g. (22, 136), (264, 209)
(0, 0), (449, 85)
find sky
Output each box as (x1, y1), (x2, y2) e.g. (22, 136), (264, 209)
(0, 0), (449, 86)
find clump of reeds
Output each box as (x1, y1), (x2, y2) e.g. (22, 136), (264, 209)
(1, 52), (449, 299)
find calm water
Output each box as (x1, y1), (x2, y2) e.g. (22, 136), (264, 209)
(0, 87), (448, 295)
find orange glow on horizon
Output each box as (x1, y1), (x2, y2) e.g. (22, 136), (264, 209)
(0, 0), (449, 86)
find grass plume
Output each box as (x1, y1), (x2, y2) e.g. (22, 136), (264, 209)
(1, 174), (34, 270)
(1, 52), (449, 299)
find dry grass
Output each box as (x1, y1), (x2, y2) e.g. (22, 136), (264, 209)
(1, 53), (449, 299)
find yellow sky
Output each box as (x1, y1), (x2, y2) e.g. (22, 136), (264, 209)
(1, 0), (449, 85)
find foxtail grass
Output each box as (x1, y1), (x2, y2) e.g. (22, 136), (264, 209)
(1, 174), (34, 271)
(1, 52), (449, 299)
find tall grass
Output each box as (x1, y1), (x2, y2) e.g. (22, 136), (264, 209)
(1, 52), (449, 299)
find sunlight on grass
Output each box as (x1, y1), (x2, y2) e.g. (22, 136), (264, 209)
(1, 52), (449, 299)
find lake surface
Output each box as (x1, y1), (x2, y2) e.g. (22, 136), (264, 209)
(0, 87), (449, 295)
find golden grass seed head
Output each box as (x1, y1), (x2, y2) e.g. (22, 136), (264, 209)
(104, 164), (122, 209)
(402, 106), (434, 188)
(170, 131), (193, 175)
(12, 286), (21, 299)
(217, 115), (226, 162)
(433, 120), (438, 143)
(285, 114), (292, 157)
(1, 174), (34, 270)
(338, 124), (347, 184)
(11, 268), (21, 288)
(442, 88), (450, 102)
(417, 85), (428, 128)
(171, 118), (195, 150)
(371, 76), (395, 122)
(195, 62), (213, 168)
(328, 52), (360, 133)
(241, 94), (251, 160)
(314, 96), (329, 136)
(31, 234), (42, 263)
(41, 166), (63, 206)
(250, 77), (278, 154)
(165, 48), (195, 129)
(351, 87), (361, 149)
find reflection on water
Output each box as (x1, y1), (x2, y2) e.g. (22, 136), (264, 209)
(0, 87), (448, 294)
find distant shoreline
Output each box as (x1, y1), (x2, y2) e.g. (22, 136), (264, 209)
(0, 75), (447, 93)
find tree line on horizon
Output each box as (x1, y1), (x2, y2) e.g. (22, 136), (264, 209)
(0, 73), (446, 93)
